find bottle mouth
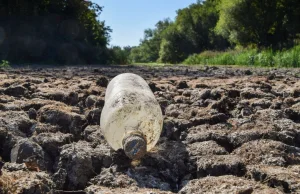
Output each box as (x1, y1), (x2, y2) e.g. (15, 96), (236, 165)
(122, 133), (147, 160)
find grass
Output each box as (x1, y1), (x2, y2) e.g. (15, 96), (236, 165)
(132, 62), (175, 67)
(183, 45), (300, 68)
(0, 60), (11, 68)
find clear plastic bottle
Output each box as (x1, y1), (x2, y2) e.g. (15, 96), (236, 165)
(100, 73), (163, 159)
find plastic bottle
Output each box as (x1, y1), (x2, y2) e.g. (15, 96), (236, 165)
(100, 73), (163, 160)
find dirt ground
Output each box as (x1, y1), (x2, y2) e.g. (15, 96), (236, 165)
(0, 65), (300, 194)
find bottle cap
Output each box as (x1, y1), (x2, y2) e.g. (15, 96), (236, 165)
(123, 133), (147, 160)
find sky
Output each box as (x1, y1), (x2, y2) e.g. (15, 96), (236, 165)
(91, 0), (196, 47)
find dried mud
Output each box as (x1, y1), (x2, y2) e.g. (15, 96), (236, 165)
(0, 65), (300, 194)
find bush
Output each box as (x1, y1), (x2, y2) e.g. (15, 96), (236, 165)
(0, 60), (10, 68)
(183, 45), (300, 67)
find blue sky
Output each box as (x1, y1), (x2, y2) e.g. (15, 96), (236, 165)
(91, 0), (196, 47)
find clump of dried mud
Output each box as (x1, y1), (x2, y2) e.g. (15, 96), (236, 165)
(0, 65), (300, 194)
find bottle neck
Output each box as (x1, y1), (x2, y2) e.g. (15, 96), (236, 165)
(122, 131), (147, 160)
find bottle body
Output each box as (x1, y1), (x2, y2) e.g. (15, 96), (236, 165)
(100, 73), (163, 156)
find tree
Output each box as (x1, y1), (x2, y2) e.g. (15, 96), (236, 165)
(157, 0), (228, 63)
(0, 0), (112, 64)
(109, 46), (132, 65)
(130, 0), (229, 64)
(215, 0), (300, 48)
(129, 18), (172, 63)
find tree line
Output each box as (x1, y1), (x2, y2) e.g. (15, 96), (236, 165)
(0, 0), (299, 65)
(116, 0), (300, 64)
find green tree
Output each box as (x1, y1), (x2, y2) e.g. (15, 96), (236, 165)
(131, 0), (228, 64)
(130, 18), (172, 63)
(109, 46), (132, 65)
(158, 0), (228, 63)
(0, 0), (111, 64)
(216, 0), (300, 48)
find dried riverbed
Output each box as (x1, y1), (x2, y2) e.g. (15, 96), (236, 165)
(0, 65), (300, 193)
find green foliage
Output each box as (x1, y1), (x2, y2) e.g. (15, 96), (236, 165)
(0, 0), (111, 65)
(274, 45), (300, 67)
(0, 60), (10, 68)
(216, 0), (300, 48)
(130, 0), (228, 64)
(158, 25), (191, 63)
(129, 18), (172, 63)
(131, 0), (300, 65)
(184, 45), (300, 68)
(109, 46), (132, 65)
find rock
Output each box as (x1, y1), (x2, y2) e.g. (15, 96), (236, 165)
(38, 105), (87, 139)
(285, 102), (300, 123)
(176, 81), (189, 89)
(141, 140), (190, 185)
(253, 109), (288, 121)
(110, 149), (132, 171)
(0, 130), (25, 161)
(191, 89), (211, 101)
(251, 99), (272, 109)
(87, 86), (102, 95)
(272, 119), (300, 146)
(66, 91), (79, 105)
(194, 83), (209, 88)
(162, 118), (179, 140)
(85, 95), (97, 108)
(95, 98), (105, 108)
(241, 90), (275, 99)
(83, 125), (106, 145)
(158, 98), (169, 115)
(233, 139), (300, 166)
(191, 113), (229, 126)
(188, 141), (228, 156)
(228, 89), (240, 98)
(179, 175), (282, 194)
(210, 88), (223, 100)
(96, 76), (108, 87)
(182, 90), (192, 97)
(293, 88), (300, 98)
(54, 142), (94, 190)
(127, 166), (172, 191)
(194, 155), (245, 178)
(185, 127), (229, 146)
(210, 96), (234, 113)
(270, 101), (282, 109)
(228, 129), (264, 148)
(89, 166), (137, 188)
(0, 111), (36, 136)
(94, 144), (113, 169)
(148, 81), (161, 92)
(0, 127), (8, 147)
(85, 108), (102, 125)
(44, 91), (66, 102)
(52, 168), (67, 190)
(245, 69), (253, 75)
(0, 170), (55, 194)
(2, 162), (27, 172)
(10, 139), (53, 172)
(54, 141), (112, 190)
(165, 104), (191, 119)
(29, 123), (60, 134)
(21, 98), (65, 111)
(247, 165), (300, 193)
(4, 85), (27, 97)
(31, 132), (73, 158)
(28, 108), (37, 120)
(85, 185), (173, 194)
